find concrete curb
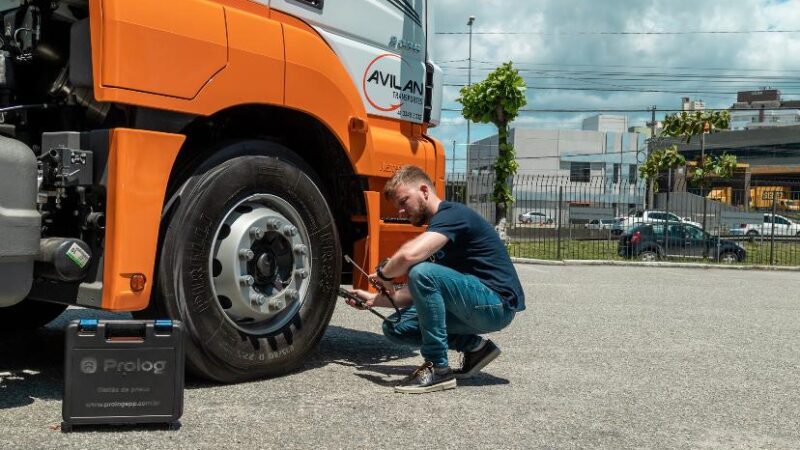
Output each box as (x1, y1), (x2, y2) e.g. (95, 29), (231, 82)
(511, 257), (800, 272)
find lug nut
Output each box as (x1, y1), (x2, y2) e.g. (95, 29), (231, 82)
(251, 293), (267, 306)
(282, 225), (298, 237)
(284, 289), (299, 302)
(295, 269), (309, 279)
(239, 249), (255, 261)
(269, 297), (286, 312)
(266, 219), (280, 230)
(249, 227), (265, 239)
(239, 275), (255, 286)
(293, 244), (307, 255)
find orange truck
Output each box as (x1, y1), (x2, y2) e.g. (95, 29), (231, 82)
(0, 0), (444, 382)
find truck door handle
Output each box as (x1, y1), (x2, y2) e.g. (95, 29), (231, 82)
(292, 0), (324, 10)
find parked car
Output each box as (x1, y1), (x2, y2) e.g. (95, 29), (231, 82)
(585, 219), (619, 230)
(736, 213), (800, 239)
(518, 211), (554, 225)
(618, 222), (746, 263)
(620, 210), (703, 229)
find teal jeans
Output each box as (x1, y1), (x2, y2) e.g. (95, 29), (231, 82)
(382, 262), (515, 367)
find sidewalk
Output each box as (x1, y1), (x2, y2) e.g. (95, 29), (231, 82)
(512, 257), (800, 271)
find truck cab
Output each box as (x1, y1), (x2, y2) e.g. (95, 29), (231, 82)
(0, 0), (443, 382)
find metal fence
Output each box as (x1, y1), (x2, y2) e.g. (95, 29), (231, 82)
(445, 172), (800, 266)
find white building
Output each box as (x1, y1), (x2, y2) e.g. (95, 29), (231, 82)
(582, 114), (628, 133)
(466, 115), (647, 222)
(681, 97), (706, 111)
(729, 89), (800, 130)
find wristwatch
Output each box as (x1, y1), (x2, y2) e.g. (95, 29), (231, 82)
(376, 266), (393, 282)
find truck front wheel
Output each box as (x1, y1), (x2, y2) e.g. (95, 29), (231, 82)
(153, 141), (341, 382)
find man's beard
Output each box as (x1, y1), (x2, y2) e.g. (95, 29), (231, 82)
(410, 209), (430, 227)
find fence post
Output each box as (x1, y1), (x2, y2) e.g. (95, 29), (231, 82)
(557, 186), (563, 260)
(770, 194), (777, 265)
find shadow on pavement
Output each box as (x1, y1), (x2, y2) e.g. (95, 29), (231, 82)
(306, 325), (511, 388)
(1, 309), (508, 408)
(0, 307), (131, 410)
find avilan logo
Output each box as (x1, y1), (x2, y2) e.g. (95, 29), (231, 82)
(362, 53), (424, 112)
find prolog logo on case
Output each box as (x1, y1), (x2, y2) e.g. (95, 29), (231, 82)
(362, 54), (424, 112)
(78, 357), (167, 375)
(80, 357), (98, 374)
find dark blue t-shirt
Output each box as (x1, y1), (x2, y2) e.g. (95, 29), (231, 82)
(426, 201), (525, 311)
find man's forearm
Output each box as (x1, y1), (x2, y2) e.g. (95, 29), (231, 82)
(378, 232), (448, 279)
(371, 287), (413, 308)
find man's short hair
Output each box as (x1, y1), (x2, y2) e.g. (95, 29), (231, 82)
(383, 165), (434, 199)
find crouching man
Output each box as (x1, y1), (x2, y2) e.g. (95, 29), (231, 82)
(347, 165), (525, 394)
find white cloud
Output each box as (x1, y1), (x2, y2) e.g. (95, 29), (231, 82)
(429, 0), (800, 149)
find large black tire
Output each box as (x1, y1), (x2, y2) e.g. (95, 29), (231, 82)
(0, 299), (68, 333)
(153, 140), (341, 383)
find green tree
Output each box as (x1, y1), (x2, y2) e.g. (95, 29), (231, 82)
(660, 110), (737, 191)
(457, 62), (527, 224)
(641, 110), (738, 257)
(640, 111), (738, 193)
(639, 145), (686, 193)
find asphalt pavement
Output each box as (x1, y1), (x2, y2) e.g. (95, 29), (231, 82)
(1, 265), (799, 449)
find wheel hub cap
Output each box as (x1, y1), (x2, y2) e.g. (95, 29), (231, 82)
(210, 194), (311, 335)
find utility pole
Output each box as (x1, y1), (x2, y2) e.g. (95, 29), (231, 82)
(701, 127), (708, 258)
(466, 15), (475, 173)
(649, 106), (656, 140)
(646, 105), (657, 209)
(451, 140), (456, 175)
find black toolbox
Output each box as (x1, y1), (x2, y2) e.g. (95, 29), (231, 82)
(62, 319), (185, 431)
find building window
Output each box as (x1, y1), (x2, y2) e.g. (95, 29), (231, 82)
(629, 164), (638, 184)
(613, 164), (620, 184)
(570, 162), (590, 182)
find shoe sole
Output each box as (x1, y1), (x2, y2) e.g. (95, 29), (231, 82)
(394, 378), (457, 394)
(454, 346), (501, 379)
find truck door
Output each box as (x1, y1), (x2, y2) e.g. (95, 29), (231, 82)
(267, 0), (428, 125)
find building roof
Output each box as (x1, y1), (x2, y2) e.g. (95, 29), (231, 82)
(665, 125), (800, 151)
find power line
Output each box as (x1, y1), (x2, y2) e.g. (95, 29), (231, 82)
(441, 71), (800, 83)
(442, 60), (800, 74)
(436, 30), (800, 35)
(441, 83), (800, 96)
(441, 107), (800, 113)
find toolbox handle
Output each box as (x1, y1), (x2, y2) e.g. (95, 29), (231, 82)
(104, 321), (147, 342)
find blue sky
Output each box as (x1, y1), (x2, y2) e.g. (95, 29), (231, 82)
(427, 0), (800, 172)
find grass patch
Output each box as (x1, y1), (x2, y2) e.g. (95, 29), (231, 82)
(508, 239), (800, 266)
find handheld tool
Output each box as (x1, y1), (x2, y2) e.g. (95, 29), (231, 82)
(340, 255), (402, 324)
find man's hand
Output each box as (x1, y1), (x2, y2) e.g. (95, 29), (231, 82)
(368, 273), (395, 296)
(344, 289), (376, 310)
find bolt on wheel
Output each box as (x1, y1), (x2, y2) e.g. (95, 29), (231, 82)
(210, 194), (311, 335)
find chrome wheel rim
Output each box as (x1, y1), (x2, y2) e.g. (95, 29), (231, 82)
(209, 194), (311, 335)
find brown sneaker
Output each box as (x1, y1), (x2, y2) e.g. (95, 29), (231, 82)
(394, 361), (457, 394)
(454, 340), (501, 379)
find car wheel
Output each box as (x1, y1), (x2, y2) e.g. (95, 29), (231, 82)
(150, 140), (340, 383)
(746, 230), (759, 242)
(639, 250), (660, 262)
(0, 299), (68, 333)
(718, 251), (739, 264)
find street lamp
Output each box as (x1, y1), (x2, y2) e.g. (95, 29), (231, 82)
(466, 15), (475, 173)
